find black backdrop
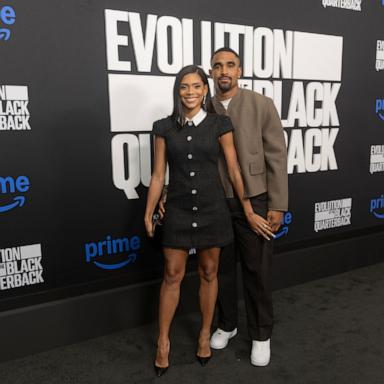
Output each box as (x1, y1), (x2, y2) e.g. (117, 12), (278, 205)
(1, 0), (383, 310)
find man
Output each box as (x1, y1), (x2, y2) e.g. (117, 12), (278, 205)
(209, 47), (288, 366)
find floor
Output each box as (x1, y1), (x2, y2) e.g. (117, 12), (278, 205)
(1, 262), (384, 384)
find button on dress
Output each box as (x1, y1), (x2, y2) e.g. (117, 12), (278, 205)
(152, 113), (234, 249)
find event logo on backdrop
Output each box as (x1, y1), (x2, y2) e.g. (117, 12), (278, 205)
(275, 211), (293, 239)
(321, 0), (362, 11)
(104, 10), (344, 199)
(0, 175), (30, 213)
(370, 195), (384, 219)
(0, 5), (15, 41)
(376, 41), (384, 71)
(314, 197), (352, 232)
(375, 98), (384, 121)
(85, 234), (141, 270)
(0, 86), (31, 130)
(370, 145), (384, 174)
(0, 243), (44, 290)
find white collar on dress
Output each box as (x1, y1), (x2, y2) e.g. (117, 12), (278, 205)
(185, 109), (207, 126)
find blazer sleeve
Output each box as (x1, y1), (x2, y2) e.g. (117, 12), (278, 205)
(262, 97), (289, 211)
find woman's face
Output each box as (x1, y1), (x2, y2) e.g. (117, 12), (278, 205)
(179, 72), (208, 114)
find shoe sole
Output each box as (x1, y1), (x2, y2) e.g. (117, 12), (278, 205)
(210, 329), (238, 350)
(251, 358), (270, 367)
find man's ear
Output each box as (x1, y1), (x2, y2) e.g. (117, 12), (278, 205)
(238, 66), (242, 78)
(209, 69), (213, 77)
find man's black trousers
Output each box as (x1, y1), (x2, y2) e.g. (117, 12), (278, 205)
(217, 193), (274, 341)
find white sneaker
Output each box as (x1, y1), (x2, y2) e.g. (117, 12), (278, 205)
(250, 339), (271, 366)
(210, 328), (237, 349)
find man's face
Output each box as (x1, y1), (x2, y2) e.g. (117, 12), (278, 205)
(210, 51), (242, 93)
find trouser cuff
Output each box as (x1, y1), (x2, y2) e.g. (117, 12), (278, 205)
(218, 320), (237, 332)
(249, 325), (273, 341)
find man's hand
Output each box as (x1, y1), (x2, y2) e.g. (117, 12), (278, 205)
(267, 210), (284, 232)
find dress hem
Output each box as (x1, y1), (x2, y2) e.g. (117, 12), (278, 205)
(161, 238), (234, 251)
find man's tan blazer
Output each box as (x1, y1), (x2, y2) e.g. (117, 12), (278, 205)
(213, 87), (288, 211)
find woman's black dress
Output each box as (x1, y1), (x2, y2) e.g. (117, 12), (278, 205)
(152, 113), (234, 250)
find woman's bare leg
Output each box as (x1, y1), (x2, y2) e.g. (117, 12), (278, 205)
(156, 247), (189, 367)
(197, 247), (220, 357)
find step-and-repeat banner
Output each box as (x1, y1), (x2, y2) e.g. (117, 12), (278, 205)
(1, 0), (383, 306)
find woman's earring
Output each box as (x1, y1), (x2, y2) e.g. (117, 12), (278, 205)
(202, 95), (206, 107)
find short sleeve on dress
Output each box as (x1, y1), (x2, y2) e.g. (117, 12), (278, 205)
(217, 115), (234, 137)
(152, 120), (167, 138)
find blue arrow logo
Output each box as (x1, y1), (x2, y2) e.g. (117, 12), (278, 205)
(375, 99), (384, 120)
(274, 226), (289, 239)
(93, 253), (137, 270)
(0, 196), (25, 213)
(0, 28), (10, 40)
(373, 211), (384, 219)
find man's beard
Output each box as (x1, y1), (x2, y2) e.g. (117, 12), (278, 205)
(217, 78), (232, 92)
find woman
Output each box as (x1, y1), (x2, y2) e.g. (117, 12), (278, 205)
(144, 65), (271, 376)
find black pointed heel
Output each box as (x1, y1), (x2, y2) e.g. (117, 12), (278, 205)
(196, 354), (212, 367)
(154, 364), (169, 377)
(154, 340), (170, 377)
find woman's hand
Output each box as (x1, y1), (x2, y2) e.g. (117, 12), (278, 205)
(219, 130), (272, 240)
(245, 211), (275, 240)
(144, 135), (167, 238)
(144, 216), (154, 238)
